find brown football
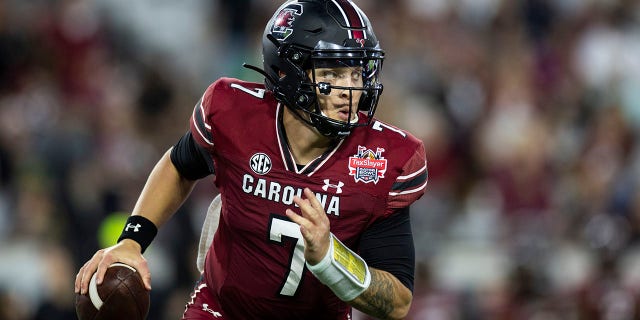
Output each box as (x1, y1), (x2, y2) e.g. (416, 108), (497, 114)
(75, 263), (150, 320)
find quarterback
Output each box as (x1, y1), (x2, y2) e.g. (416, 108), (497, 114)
(75, 0), (428, 319)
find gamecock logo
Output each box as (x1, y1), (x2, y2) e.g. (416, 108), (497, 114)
(271, 4), (303, 40)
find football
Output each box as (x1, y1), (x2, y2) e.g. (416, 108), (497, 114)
(75, 263), (150, 320)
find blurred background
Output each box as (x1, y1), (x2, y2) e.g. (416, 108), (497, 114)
(1, 0), (640, 319)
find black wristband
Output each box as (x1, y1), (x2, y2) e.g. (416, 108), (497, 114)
(117, 215), (158, 254)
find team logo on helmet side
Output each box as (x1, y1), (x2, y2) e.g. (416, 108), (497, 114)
(250, 153), (272, 175)
(271, 4), (303, 40)
(348, 146), (387, 184)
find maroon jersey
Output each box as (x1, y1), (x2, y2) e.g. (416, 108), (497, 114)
(189, 78), (427, 319)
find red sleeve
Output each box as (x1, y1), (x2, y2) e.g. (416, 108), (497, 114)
(190, 82), (218, 152)
(386, 141), (428, 212)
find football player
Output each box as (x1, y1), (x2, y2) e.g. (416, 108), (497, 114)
(75, 0), (428, 319)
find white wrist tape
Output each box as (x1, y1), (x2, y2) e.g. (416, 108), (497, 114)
(306, 233), (371, 301)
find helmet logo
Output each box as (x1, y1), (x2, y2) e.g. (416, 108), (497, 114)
(271, 4), (303, 40)
(355, 38), (366, 47)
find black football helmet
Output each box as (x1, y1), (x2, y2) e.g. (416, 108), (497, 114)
(258, 0), (384, 139)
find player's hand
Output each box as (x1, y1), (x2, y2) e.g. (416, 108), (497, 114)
(285, 187), (331, 265)
(74, 239), (152, 295)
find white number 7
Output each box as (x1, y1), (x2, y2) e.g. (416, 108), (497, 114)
(372, 120), (407, 137)
(269, 215), (306, 296)
(231, 83), (266, 99)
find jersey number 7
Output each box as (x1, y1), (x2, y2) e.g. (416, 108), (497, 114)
(268, 215), (306, 297)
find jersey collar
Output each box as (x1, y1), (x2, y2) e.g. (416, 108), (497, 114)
(275, 103), (343, 176)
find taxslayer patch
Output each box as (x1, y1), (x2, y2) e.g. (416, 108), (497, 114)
(348, 146), (387, 184)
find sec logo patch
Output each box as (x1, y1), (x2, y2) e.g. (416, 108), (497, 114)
(250, 153), (272, 175)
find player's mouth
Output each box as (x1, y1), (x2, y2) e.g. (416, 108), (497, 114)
(336, 106), (354, 122)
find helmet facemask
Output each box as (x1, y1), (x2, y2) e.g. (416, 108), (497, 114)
(298, 51), (383, 139)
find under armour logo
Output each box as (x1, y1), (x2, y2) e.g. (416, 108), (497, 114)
(202, 303), (222, 318)
(317, 82), (331, 95)
(125, 223), (141, 232)
(322, 179), (344, 194)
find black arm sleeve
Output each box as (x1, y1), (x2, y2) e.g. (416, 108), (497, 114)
(170, 131), (215, 180)
(359, 207), (415, 292)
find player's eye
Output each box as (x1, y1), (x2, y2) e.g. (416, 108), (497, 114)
(320, 70), (338, 80)
(351, 70), (362, 81)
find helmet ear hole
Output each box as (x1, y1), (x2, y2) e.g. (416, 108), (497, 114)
(295, 90), (316, 110)
(296, 93), (308, 106)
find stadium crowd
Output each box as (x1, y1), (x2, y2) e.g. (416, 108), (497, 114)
(1, 0), (640, 319)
